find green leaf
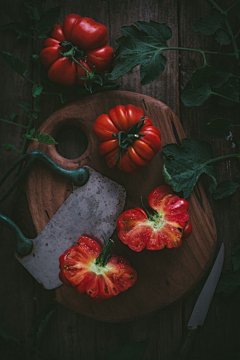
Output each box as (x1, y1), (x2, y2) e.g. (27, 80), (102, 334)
(203, 118), (231, 138)
(35, 131), (58, 145)
(23, 128), (58, 145)
(232, 245), (240, 272)
(38, 6), (60, 37)
(10, 112), (18, 120)
(24, 0), (45, 20)
(193, 12), (226, 35)
(215, 84), (240, 107)
(181, 83), (212, 106)
(0, 22), (32, 40)
(2, 144), (17, 151)
(213, 181), (240, 200)
(215, 30), (231, 45)
(191, 65), (215, 88)
(110, 21), (171, 84)
(216, 270), (240, 294)
(0, 51), (27, 75)
(140, 53), (167, 85)
(210, 71), (232, 88)
(109, 340), (148, 360)
(18, 102), (31, 112)
(32, 84), (43, 97)
(162, 138), (217, 198)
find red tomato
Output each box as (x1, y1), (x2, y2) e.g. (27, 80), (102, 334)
(117, 185), (192, 252)
(40, 14), (114, 86)
(93, 104), (162, 173)
(59, 236), (137, 300)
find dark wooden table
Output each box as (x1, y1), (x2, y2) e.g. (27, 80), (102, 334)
(0, 0), (240, 359)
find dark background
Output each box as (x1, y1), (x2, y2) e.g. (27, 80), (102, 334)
(0, 0), (240, 359)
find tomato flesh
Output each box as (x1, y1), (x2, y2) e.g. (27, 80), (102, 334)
(117, 186), (192, 251)
(59, 236), (137, 300)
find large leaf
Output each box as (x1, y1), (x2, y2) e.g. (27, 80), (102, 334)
(0, 51), (27, 76)
(181, 83), (212, 106)
(110, 21), (171, 84)
(215, 84), (240, 107)
(162, 138), (217, 198)
(215, 30), (231, 45)
(109, 340), (148, 360)
(216, 270), (240, 295)
(213, 180), (240, 200)
(191, 65), (215, 88)
(193, 12), (226, 35)
(210, 71), (232, 88)
(203, 118), (231, 139)
(38, 6), (60, 38)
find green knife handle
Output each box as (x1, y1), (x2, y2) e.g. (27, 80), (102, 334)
(0, 213), (33, 256)
(31, 150), (89, 187)
(0, 150), (89, 204)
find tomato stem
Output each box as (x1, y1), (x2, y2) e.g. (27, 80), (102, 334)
(95, 239), (114, 267)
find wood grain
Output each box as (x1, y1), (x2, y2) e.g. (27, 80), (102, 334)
(0, 0), (239, 359)
(21, 91), (217, 322)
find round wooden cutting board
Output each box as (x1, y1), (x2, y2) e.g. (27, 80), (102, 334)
(19, 91), (217, 322)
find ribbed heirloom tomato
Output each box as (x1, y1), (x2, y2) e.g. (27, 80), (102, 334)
(93, 104), (162, 173)
(59, 236), (137, 300)
(117, 185), (192, 252)
(40, 14), (114, 87)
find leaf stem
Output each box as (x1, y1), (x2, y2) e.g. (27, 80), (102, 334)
(225, 20), (239, 62)
(226, 0), (240, 12)
(207, 0), (226, 15)
(23, 74), (35, 85)
(162, 46), (236, 57)
(204, 153), (240, 166)
(0, 118), (28, 129)
(211, 91), (240, 104)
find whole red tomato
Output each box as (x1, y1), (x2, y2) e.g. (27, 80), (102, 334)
(40, 14), (114, 87)
(93, 104), (162, 173)
(59, 236), (137, 300)
(117, 185), (192, 251)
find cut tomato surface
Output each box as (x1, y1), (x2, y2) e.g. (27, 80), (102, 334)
(59, 236), (137, 300)
(117, 186), (192, 251)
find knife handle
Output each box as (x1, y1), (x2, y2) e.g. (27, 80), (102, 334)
(0, 150), (89, 205)
(0, 213), (33, 256)
(174, 328), (198, 360)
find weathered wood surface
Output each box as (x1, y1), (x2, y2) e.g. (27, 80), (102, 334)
(23, 91), (217, 321)
(0, 0), (239, 359)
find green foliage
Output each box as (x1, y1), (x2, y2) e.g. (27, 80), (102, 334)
(193, 11), (226, 35)
(2, 144), (18, 152)
(37, 6), (61, 38)
(212, 181), (240, 200)
(0, 51), (27, 75)
(203, 118), (231, 138)
(110, 21), (171, 84)
(32, 84), (43, 97)
(18, 102), (31, 111)
(162, 138), (217, 198)
(22, 128), (58, 145)
(215, 30), (231, 45)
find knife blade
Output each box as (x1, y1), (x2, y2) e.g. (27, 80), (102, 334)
(0, 151), (126, 290)
(175, 243), (224, 359)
